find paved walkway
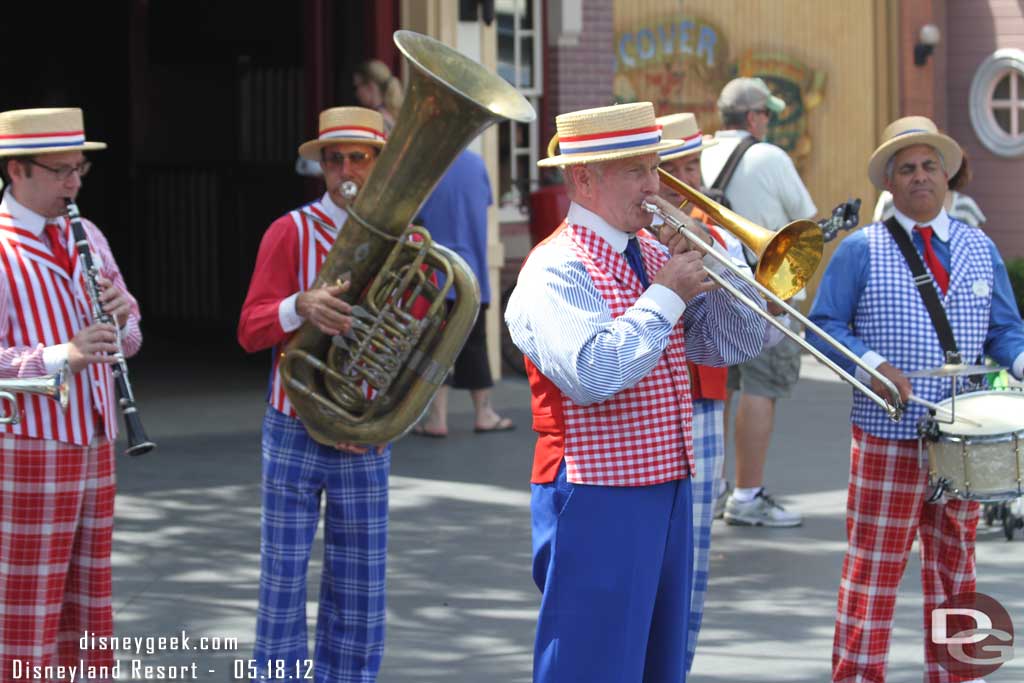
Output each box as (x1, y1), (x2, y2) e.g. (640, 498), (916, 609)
(108, 346), (1024, 681)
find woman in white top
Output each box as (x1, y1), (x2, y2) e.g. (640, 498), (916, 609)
(873, 144), (987, 227)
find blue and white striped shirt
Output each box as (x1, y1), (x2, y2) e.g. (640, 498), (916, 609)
(505, 203), (767, 406)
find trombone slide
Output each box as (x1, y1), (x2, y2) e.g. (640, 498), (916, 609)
(641, 200), (904, 421)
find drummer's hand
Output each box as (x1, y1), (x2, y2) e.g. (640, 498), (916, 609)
(873, 362), (912, 403)
(645, 195), (711, 254)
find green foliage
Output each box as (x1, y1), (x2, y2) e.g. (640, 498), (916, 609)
(1008, 258), (1024, 317)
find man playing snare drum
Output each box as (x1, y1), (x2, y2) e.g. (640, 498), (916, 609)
(808, 116), (1024, 683)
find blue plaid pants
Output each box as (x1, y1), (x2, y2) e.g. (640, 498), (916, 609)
(686, 398), (725, 672)
(253, 407), (391, 683)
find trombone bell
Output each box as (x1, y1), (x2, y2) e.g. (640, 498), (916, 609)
(657, 168), (822, 300)
(0, 364), (70, 425)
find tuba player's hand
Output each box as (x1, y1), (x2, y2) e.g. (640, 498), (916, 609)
(297, 280), (354, 336)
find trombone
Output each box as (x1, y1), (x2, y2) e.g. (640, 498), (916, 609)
(0, 364), (71, 425)
(648, 170), (904, 421)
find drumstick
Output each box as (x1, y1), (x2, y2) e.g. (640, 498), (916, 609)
(908, 394), (984, 427)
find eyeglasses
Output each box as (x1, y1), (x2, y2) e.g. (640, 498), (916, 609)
(26, 159), (92, 180)
(322, 151), (373, 167)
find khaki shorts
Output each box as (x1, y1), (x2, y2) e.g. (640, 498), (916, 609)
(726, 336), (802, 399)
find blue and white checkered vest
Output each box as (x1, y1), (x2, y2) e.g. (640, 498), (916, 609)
(850, 219), (993, 439)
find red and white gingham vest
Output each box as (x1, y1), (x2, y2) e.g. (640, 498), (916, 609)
(268, 202), (336, 416)
(0, 214), (117, 445)
(526, 223), (694, 487)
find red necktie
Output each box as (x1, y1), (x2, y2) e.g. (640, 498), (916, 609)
(915, 225), (948, 295)
(44, 223), (72, 274)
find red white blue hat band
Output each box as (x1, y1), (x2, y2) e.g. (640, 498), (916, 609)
(319, 125), (386, 144)
(0, 130), (86, 151)
(658, 132), (703, 158)
(557, 126), (662, 155)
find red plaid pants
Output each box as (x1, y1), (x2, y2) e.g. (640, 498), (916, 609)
(833, 426), (980, 683)
(0, 433), (116, 678)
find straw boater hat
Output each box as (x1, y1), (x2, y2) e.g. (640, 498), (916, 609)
(298, 106), (387, 162)
(655, 113), (718, 161)
(867, 115), (962, 190)
(539, 102), (682, 167)
(0, 108), (106, 157)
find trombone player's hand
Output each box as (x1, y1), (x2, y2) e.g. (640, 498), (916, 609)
(644, 195), (713, 255)
(297, 280), (354, 336)
(872, 361), (912, 404)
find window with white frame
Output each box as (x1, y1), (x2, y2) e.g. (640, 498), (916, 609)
(496, 0), (542, 222)
(969, 48), (1024, 158)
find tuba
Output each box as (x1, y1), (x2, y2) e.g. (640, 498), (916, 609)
(280, 30), (536, 446)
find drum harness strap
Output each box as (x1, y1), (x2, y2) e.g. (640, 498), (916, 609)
(884, 217), (963, 502)
(884, 217), (961, 366)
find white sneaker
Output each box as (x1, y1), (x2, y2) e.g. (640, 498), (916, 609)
(713, 481), (731, 520)
(723, 489), (803, 527)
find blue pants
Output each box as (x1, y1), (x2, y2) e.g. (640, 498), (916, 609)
(531, 462), (694, 683)
(254, 408), (391, 683)
(687, 398), (725, 671)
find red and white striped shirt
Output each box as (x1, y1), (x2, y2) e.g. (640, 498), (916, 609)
(0, 193), (142, 445)
(238, 196), (340, 416)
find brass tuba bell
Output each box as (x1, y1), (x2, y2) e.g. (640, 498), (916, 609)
(280, 30), (536, 446)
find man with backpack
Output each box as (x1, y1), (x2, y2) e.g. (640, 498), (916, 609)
(700, 77), (817, 528)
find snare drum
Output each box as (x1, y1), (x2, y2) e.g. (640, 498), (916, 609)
(922, 390), (1024, 502)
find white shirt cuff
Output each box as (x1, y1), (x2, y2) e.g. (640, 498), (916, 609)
(279, 293), (304, 333)
(43, 344), (70, 374)
(638, 284), (686, 324)
(1012, 350), (1024, 381)
(855, 350), (887, 384)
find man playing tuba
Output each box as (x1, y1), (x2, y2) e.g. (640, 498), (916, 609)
(238, 106), (391, 681)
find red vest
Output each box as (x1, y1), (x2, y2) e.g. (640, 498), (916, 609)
(268, 203), (336, 416)
(686, 208), (728, 401)
(525, 223), (694, 487)
(0, 215), (116, 444)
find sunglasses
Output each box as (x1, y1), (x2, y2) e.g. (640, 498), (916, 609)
(323, 151), (373, 167)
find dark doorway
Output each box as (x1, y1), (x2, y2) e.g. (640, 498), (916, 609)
(0, 0), (385, 361)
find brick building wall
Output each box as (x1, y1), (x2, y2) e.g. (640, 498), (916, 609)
(540, 0), (615, 152)
(944, 0), (1024, 259)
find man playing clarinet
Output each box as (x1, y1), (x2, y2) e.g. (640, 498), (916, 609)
(0, 107), (144, 677)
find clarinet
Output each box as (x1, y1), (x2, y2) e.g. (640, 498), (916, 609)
(64, 199), (156, 456)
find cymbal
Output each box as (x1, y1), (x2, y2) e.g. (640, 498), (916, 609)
(906, 364), (1006, 378)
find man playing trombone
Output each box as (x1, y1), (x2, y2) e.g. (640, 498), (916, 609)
(0, 108), (143, 675)
(808, 116), (1024, 683)
(505, 102), (767, 683)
